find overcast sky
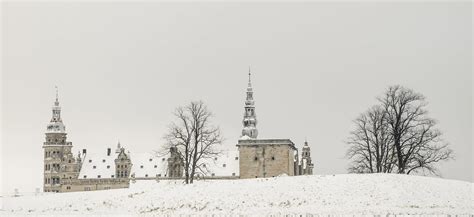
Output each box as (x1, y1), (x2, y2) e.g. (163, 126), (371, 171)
(1, 2), (472, 193)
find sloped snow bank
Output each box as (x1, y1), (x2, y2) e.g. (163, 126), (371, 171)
(1, 174), (472, 216)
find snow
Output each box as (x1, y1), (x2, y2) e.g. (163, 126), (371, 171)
(1, 174), (472, 216)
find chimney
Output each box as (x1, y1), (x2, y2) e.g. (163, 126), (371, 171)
(82, 149), (87, 154)
(107, 148), (111, 156)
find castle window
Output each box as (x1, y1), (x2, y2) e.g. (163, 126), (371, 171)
(84, 187), (91, 191)
(140, 165), (143, 168)
(83, 175), (87, 178)
(157, 174), (161, 177)
(235, 157), (238, 160)
(111, 175), (114, 178)
(107, 165), (110, 169)
(154, 165), (157, 168)
(68, 160), (71, 163)
(145, 174), (148, 177)
(102, 159), (105, 163)
(66, 186), (71, 190)
(125, 171), (128, 176)
(223, 164), (226, 167)
(272, 156), (275, 160)
(162, 158), (165, 161)
(232, 173), (236, 176)
(254, 157), (258, 161)
(89, 160), (92, 163)
(203, 164), (206, 168)
(93, 166), (96, 169)
(125, 165), (127, 168)
(211, 173), (215, 176)
(214, 157), (218, 160)
(149, 159), (152, 162)
(97, 175), (101, 178)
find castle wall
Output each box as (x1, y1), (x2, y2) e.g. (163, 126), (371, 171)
(60, 178), (129, 192)
(238, 139), (296, 179)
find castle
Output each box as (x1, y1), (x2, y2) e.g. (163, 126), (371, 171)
(43, 72), (313, 193)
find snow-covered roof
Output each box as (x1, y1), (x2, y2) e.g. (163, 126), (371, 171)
(130, 152), (169, 178)
(200, 150), (239, 177)
(79, 152), (118, 179)
(78, 149), (240, 179)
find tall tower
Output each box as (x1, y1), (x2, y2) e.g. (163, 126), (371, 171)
(301, 140), (314, 175)
(43, 88), (79, 192)
(241, 69), (258, 139)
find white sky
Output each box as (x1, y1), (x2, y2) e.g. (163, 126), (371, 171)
(1, 2), (472, 194)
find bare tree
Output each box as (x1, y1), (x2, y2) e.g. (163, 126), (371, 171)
(380, 85), (453, 175)
(347, 85), (453, 176)
(163, 101), (223, 184)
(347, 106), (395, 173)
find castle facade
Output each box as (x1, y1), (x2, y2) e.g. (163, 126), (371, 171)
(42, 72), (313, 193)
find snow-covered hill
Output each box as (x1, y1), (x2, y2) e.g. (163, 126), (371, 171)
(1, 174), (473, 216)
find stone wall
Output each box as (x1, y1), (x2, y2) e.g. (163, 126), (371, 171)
(61, 178), (129, 192)
(237, 139), (296, 179)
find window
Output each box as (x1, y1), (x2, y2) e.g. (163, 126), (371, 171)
(203, 164), (206, 168)
(124, 171), (128, 176)
(83, 175), (87, 178)
(68, 160), (71, 163)
(107, 165), (110, 169)
(93, 166), (96, 169)
(145, 174), (148, 177)
(232, 173), (236, 176)
(140, 165), (143, 168)
(97, 175), (101, 178)
(254, 157), (258, 161)
(111, 175), (114, 178)
(162, 158), (165, 161)
(154, 165), (157, 168)
(223, 164), (226, 167)
(211, 173), (215, 176)
(102, 159), (105, 163)
(149, 159), (152, 162)
(235, 157), (239, 160)
(271, 156), (275, 160)
(104, 186), (111, 190)
(84, 187), (91, 191)
(89, 160), (92, 163)
(157, 174), (161, 177)
(214, 157), (218, 160)
(66, 186), (71, 190)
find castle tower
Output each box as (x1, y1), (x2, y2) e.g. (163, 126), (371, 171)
(43, 88), (80, 192)
(241, 69), (258, 139)
(115, 147), (132, 179)
(301, 140), (314, 175)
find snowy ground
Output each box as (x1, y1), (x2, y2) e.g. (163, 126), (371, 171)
(1, 174), (473, 216)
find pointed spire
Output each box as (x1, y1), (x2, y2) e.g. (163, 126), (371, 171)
(54, 86), (59, 106)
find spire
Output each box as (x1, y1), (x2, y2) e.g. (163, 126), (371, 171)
(46, 86), (66, 133)
(241, 68), (258, 139)
(55, 86), (59, 106)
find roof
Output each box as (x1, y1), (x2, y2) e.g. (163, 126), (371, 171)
(78, 149), (240, 179)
